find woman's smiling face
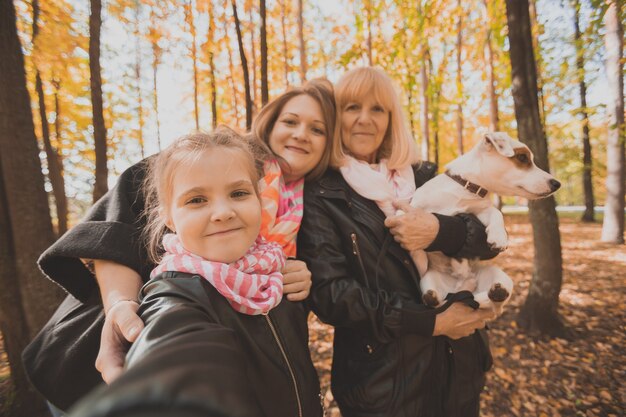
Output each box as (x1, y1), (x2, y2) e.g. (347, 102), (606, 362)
(268, 94), (328, 182)
(340, 95), (390, 163)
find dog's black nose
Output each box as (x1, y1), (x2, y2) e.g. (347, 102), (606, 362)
(549, 179), (561, 191)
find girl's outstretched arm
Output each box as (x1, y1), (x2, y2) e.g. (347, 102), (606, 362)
(93, 260), (144, 384)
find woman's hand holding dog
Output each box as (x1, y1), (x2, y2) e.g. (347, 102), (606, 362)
(433, 302), (496, 340)
(385, 201), (440, 251)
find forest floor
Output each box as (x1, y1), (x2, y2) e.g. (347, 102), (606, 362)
(309, 215), (625, 417)
(1, 215), (624, 416)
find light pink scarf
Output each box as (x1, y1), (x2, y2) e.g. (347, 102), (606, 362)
(151, 233), (285, 315)
(340, 157), (428, 275)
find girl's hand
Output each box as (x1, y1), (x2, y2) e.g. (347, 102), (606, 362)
(384, 201), (439, 251)
(95, 300), (144, 384)
(282, 259), (312, 301)
(433, 302), (496, 340)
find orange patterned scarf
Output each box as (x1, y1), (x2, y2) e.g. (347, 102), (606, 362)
(258, 160), (304, 257)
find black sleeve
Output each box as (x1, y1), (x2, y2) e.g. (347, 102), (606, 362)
(66, 313), (259, 417)
(425, 213), (499, 260)
(297, 188), (437, 341)
(38, 158), (153, 302)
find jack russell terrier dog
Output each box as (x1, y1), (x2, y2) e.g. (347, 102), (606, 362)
(408, 132), (560, 313)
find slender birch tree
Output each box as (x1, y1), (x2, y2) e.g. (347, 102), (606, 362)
(601, 0), (625, 244)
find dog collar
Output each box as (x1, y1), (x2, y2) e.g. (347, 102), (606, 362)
(445, 171), (489, 198)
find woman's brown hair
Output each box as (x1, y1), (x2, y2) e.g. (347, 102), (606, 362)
(252, 78), (336, 181)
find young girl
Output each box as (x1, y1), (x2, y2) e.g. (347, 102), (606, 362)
(69, 128), (322, 417)
(25, 79), (335, 412)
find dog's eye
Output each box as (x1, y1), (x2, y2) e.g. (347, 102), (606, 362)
(516, 154), (529, 164)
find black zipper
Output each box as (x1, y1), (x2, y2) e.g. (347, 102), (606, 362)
(351, 233), (371, 286)
(264, 313), (303, 417)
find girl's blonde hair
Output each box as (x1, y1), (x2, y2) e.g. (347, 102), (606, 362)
(330, 66), (419, 169)
(143, 127), (259, 264)
(252, 78), (336, 181)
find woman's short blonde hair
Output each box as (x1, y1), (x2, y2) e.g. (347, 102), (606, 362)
(330, 66), (419, 170)
(252, 78), (336, 181)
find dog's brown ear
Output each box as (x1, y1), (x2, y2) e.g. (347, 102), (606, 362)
(484, 133), (515, 157)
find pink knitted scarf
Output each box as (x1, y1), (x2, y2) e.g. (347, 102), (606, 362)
(258, 159), (304, 257)
(151, 233), (285, 315)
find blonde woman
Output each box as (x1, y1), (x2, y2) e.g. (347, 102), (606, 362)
(298, 67), (498, 417)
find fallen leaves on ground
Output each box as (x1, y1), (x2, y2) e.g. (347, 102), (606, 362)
(308, 215), (625, 416)
(1, 216), (623, 416)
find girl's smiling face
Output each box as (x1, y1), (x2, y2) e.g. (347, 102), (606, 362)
(268, 94), (328, 182)
(164, 148), (262, 264)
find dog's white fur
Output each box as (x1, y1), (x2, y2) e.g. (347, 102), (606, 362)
(409, 132), (560, 313)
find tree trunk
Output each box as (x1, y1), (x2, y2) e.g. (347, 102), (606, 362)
(455, 0), (464, 155)
(366, 0), (373, 65)
(209, 50), (218, 128)
(32, 0), (68, 236)
(52, 80), (66, 219)
(485, 30), (499, 131)
(232, 0), (253, 130)
(430, 49), (448, 169)
(528, 0), (547, 136)
(0, 166), (46, 417)
(280, 0), (290, 88)
(90, 0), (108, 203)
(208, 7), (218, 128)
(297, 0), (307, 82)
(185, 0), (200, 130)
(601, 0), (625, 244)
(572, 0), (595, 222)
(406, 89), (415, 139)
(247, 5), (257, 111)
(134, 6), (145, 159)
(506, 0), (566, 337)
(260, 0), (268, 105)
(0, 1), (64, 411)
(223, 3), (240, 126)
(484, 0), (502, 210)
(149, 7), (162, 150)
(43, 75), (68, 235)
(421, 47), (430, 161)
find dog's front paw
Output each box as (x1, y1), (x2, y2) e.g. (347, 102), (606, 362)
(423, 290), (440, 307)
(488, 283), (510, 303)
(486, 227), (508, 251)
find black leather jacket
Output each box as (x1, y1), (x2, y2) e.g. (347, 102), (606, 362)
(297, 164), (496, 417)
(68, 272), (322, 417)
(23, 159), (322, 416)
